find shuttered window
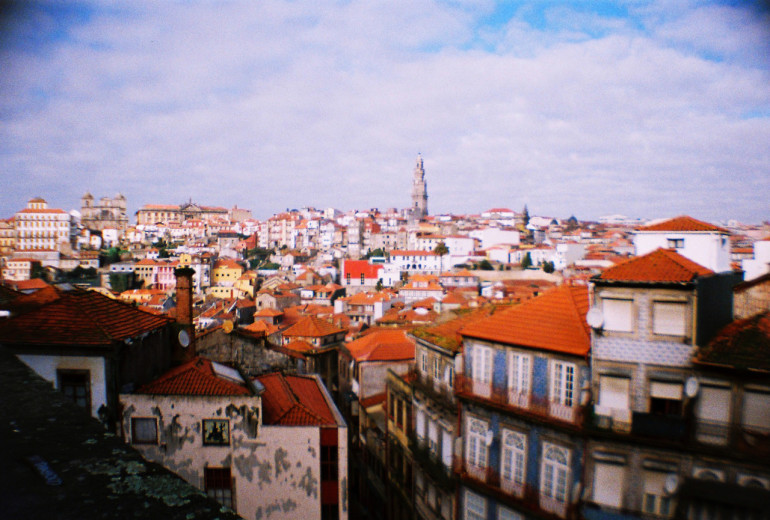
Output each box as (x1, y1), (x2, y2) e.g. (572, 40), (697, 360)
(652, 302), (687, 336)
(593, 462), (624, 508)
(603, 298), (633, 332)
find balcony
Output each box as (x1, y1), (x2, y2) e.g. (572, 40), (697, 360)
(458, 464), (574, 520)
(410, 369), (455, 410)
(455, 373), (584, 427)
(410, 434), (456, 491)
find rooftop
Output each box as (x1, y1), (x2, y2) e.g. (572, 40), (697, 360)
(345, 328), (415, 362)
(695, 311), (770, 372)
(637, 215), (729, 234)
(255, 372), (338, 426)
(136, 357), (252, 396)
(595, 248), (714, 284)
(0, 286), (173, 347)
(460, 284), (590, 356)
(0, 346), (241, 520)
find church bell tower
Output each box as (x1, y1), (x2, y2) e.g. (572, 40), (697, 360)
(410, 154), (428, 220)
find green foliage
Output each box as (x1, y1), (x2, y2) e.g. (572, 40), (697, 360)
(521, 252), (532, 270)
(261, 262), (281, 270)
(432, 241), (449, 257)
(30, 263), (48, 281)
(375, 278), (383, 292)
(478, 259), (494, 271)
(542, 260), (555, 273)
(109, 272), (133, 293)
(365, 248), (386, 259)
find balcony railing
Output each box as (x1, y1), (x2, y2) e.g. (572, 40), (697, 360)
(455, 373), (583, 426)
(410, 369), (455, 410)
(459, 463), (574, 519)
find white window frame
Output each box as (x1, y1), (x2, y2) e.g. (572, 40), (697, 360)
(466, 416), (488, 470)
(421, 351), (428, 374)
(464, 489), (486, 520)
(471, 345), (493, 384)
(541, 442), (571, 504)
(508, 351), (531, 400)
(598, 375), (630, 412)
(501, 428), (527, 495)
(551, 361), (576, 407)
(433, 355), (441, 381)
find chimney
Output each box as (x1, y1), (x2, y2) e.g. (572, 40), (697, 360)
(173, 267), (196, 364)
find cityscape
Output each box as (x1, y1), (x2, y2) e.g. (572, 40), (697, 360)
(1, 1), (769, 520)
(0, 155), (769, 519)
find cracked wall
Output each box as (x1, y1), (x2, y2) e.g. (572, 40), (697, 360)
(120, 393), (347, 520)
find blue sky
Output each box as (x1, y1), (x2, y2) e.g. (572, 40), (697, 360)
(1, 0), (769, 223)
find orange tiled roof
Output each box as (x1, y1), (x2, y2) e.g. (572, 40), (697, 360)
(256, 372), (337, 426)
(136, 357), (252, 396)
(460, 285), (590, 356)
(0, 287), (173, 346)
(345, 329), (415, 362)
(695, 311), (770, 371)
(637, 215), (729, 234)
(596, 248), (714, 283)
(412, 306), (501, 352)
(282, 315), (346, 338)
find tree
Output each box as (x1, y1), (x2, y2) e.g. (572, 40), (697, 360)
(542, 260), (555, 273)
(478, 259), (494, 271)
(521, 252), (532, 270)
(375, 278), (383, 292)
(433, 241), (449, 272)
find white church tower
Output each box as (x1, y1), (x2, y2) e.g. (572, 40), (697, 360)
(410, 154), (428, 220)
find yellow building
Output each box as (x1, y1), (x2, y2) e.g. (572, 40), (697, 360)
(211, 259), (243, 285)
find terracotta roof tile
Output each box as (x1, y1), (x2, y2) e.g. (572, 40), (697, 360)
(696, 311), (770, 371)
(255, 373), (336, 426)
(137, 357), (252, 396)
(412, 306), (502, 352)
(0, 287), (173, 346)
(637, 215), (729, 233)
(282, 315), (346, 338)
(345, 329), (415, 362)
(460, 285), (590, 356)
(596, 248), (714, 283)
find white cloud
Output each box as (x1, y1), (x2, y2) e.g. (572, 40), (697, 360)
(0, 0), (768, 223)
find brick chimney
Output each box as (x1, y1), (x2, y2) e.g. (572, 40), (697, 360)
(173, 267), (196, 364)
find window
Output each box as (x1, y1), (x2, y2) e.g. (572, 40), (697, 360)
(58, 370), (91, 411)
(551, 361), (576, 407)
(397, 398), (404, 429)
(321, 445), (338, 481)
(202, 419), (230, 445)
(541, 443), (571, 504)
(131, 417), (158, 445)
(667, 238), (684, 249)
(428, 420), (438, 456)
(433, 356), (441, 380)
(466, 417), (488, 468)
(498, 505), (523, 520)
(508, 352), (531, 396)
(593, 461), (624, 509)
(360, 273), (365, 284)
(696, 385), (731, 443)
(464, 489), (486, 520)
(204, 467), (234, 508)
(643, 471), (674, 517)
(421, 352), (428, 373)
(471, 345), (492, 384)
(501, 429), (526, 488)
(650, 381), (683, 416)
(652, 302), (687, 336)
(742, 389), (770, 433)
(416, 409), (425, 440)
(598, 375), (630, 411)
(602, 298), (633, 332)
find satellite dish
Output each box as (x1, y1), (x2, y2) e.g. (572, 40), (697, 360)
(222, 320), (234, 334)
(685, 377), (699, 398)
(586, 307), (604, 329)
(178, 329), (190, 348)
(664, 474), (679, 495)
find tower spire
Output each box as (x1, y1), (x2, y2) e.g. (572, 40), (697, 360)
(410, 154), (428, 220)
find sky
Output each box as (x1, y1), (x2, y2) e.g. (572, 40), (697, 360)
(1, 1), (769, 224)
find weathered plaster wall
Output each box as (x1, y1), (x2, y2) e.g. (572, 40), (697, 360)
(19, 354), (107, 419)
(120, 394), (348, 520)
